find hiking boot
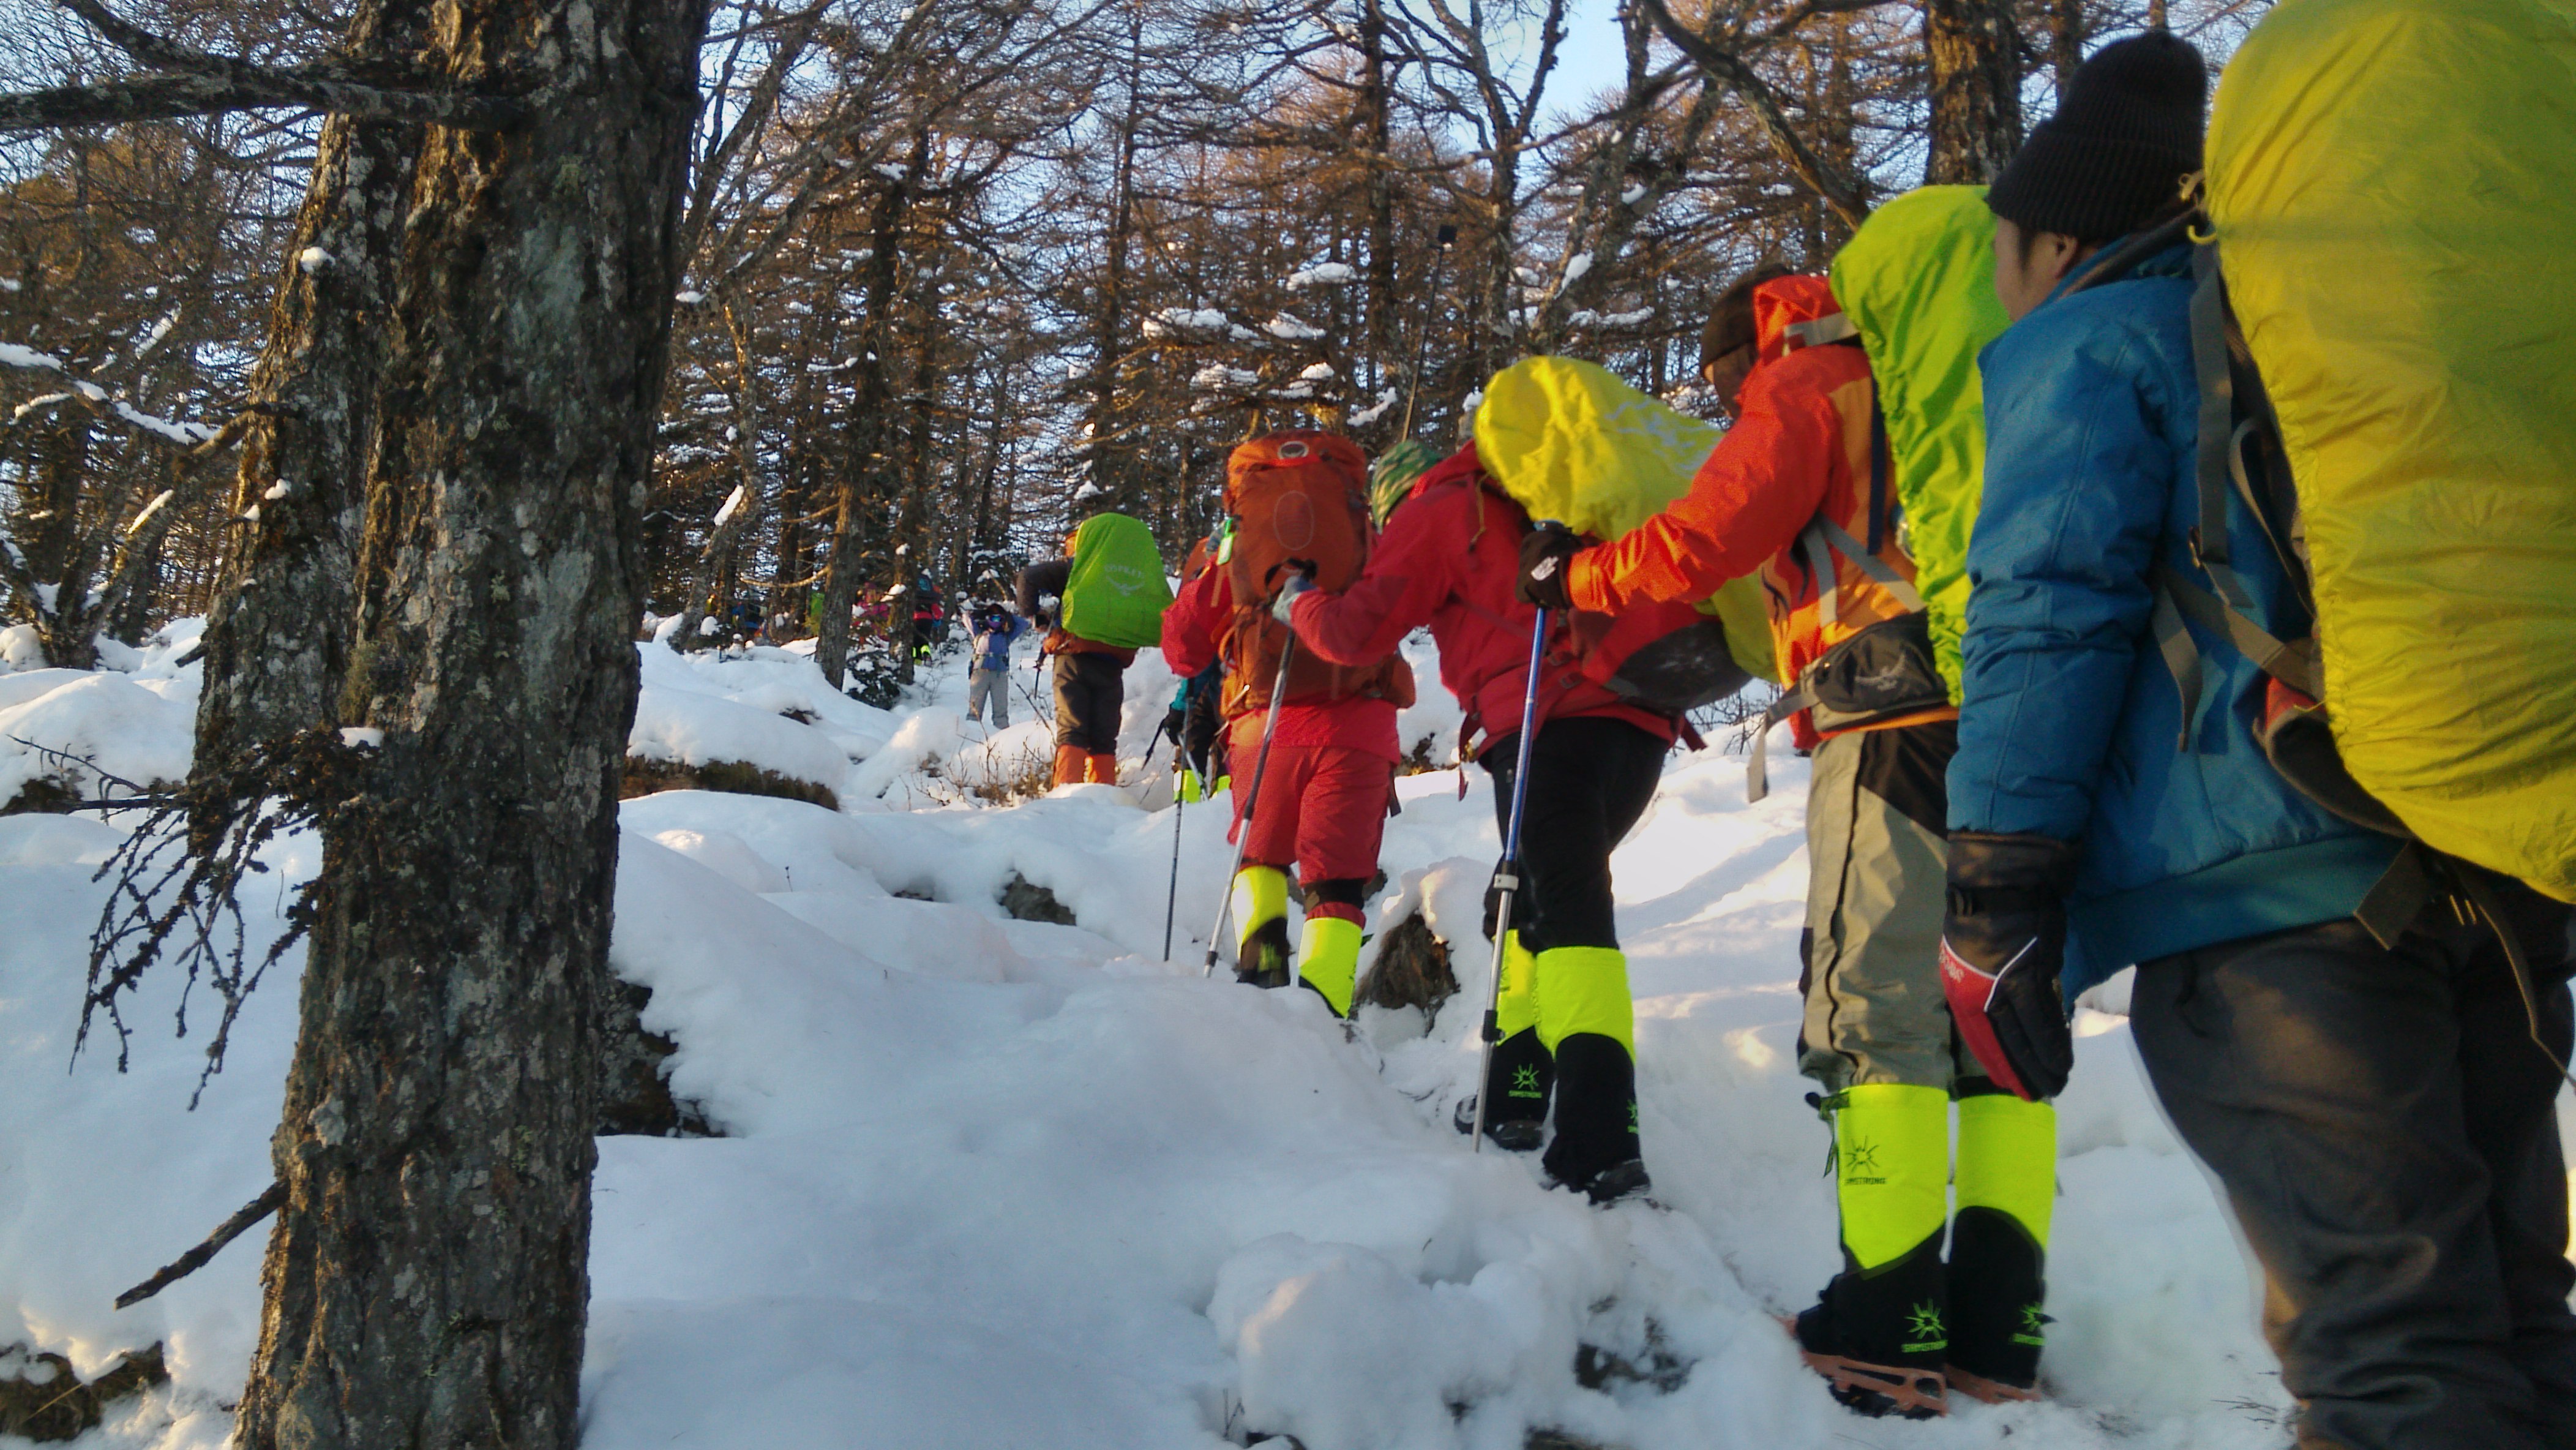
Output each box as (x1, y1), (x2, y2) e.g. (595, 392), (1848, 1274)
(1477, 1026), (1553, 1144)
(1944, 1206), (2048, 1403)
(1579, 1157), (1652, 1206)
(1234, 916), (1291, 990)
(1540, 1032), (1641, 1192)
(1451, 1094), (1546, 1152)
(1790, 1236), (1950, 1419)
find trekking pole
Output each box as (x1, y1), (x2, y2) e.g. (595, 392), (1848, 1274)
(1469, 604), (1551, 1154)
(1163, 732), (1187, 959)
(1201, 635), (1300, 979)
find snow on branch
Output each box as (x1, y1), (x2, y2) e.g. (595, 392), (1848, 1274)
(712, 484), (749, 527)
(1142, 307), (1230, 340)
(3, 339), (227, 446)
(1284, 263), (1355, 290)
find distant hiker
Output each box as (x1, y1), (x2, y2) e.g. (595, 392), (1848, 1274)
(1281, 439), (1674, 1208)
(908, 577), (946, 661)
(1952, 25), (2576, 1449)
(1163, 432), (1411, 1018)
(964, 603), (1025, 727)
(1516, 205), (2035, 1414)
(1162, 659), (1225, 800)
(1016, 513), (1172, 787)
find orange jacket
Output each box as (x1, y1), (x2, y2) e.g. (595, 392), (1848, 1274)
(1563, 275), (1947, 748)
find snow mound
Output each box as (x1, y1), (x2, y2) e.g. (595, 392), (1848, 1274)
(629, 642), (906, 806)
(0, 671), (195, 809)
(3, 620), (2434, 1450)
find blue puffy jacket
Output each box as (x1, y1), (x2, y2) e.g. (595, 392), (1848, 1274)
(969, 613), (1025, 672)
(1948, 240), (2399, 997)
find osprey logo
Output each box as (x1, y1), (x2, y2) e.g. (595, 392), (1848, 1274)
(1103, 562), (1153, 592)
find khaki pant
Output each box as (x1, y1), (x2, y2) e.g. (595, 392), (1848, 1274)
(965, 667), (1009, 726)
(1797, 720), (1971, 1092)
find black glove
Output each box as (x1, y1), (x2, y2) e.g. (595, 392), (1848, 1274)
(1939, 832), (2081, 1102)
(1516, 522), (1580, 610)
(1481, 854), (1522, 942)
(1159, 705), (1186, 747)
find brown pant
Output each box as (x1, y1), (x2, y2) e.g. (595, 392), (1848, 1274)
(1050, 650), (1123, 752)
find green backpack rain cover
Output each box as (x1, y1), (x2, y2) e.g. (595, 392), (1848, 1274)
(1057, 512), (1172, 651)
(1827, 185), (2012, 701)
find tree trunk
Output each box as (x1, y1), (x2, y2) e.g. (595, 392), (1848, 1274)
(1357, 0), (1398, 430)
(24, 412), (99, 669)
(228, 0), (706, 1444)
(2049, 0), (2086, 92)
(1087, 37), (1143, 514)
(1923, 0), (2022, 185)
(675, 306), (765, 651)
(192, 0), (422, 772)
(812, 174), (911, 689)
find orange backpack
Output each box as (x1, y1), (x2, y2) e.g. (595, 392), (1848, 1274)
(1220, 432), (1413, 716)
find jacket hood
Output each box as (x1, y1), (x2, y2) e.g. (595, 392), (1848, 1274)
(1750, 274), (1843, 367)
(1410, 438), (1487, 503)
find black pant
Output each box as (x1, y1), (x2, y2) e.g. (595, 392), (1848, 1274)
(2131, 888), (2576, 1450)
(1052, 651), (1125, 752)
(1481, 715), (1666, 952)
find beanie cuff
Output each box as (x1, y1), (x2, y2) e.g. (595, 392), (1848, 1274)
(1986, 129), (2196, 244)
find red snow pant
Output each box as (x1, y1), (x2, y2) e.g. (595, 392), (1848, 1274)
(1226, 728), (1390, 925)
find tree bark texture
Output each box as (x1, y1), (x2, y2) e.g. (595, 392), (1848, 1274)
(192, 0), (423, 776)
(812, 171), (910, 689)
(228, 0), (708, 1444)
(1922, 0), (2022, 185)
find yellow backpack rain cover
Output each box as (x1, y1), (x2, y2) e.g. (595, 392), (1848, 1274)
(1473, 357), (1777, 683)
(1827, 186), (2012, 701)
(2208, 0), (2576, 900)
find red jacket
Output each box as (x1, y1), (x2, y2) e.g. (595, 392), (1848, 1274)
(1162, 565), (1399, 760)
(1563, 274), (1947, 749)
(1289, 444), (1674, 757)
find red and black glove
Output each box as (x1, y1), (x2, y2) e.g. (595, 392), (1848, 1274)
(1939, 832), (2080, 1102)
(1516, 522), (1579, 610)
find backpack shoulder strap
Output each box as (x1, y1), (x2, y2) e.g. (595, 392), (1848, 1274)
(2146, 239), (2327, 740)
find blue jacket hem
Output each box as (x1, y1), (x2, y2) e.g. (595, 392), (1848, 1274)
(2066, 832), (2404, 994)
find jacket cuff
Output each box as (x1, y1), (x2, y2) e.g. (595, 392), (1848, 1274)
(1564, 547), (1610, 615)
(1947, 830), (2080, 896)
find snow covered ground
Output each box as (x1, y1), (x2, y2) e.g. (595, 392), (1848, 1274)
(7, 623), (2564, 1448)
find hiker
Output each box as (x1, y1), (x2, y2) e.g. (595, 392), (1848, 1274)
(1161, 659), (1225, 801)
(1281, 440), (1673, 1208)
(1949, 28), (2575, 1449)
(1515, 201), (2038, 1415)
(1161, 433), (1409, 1018)
(1161, 534), (1230, 802)
(908, 577), (946, 662)
(964, 602), (1025, 727)
(1016, 513), (1172, 787)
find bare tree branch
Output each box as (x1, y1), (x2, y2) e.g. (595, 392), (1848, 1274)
(1636, 0), (1873, 229)
(114, 1181), (286, 1310)
(3, 1), (530, 136)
